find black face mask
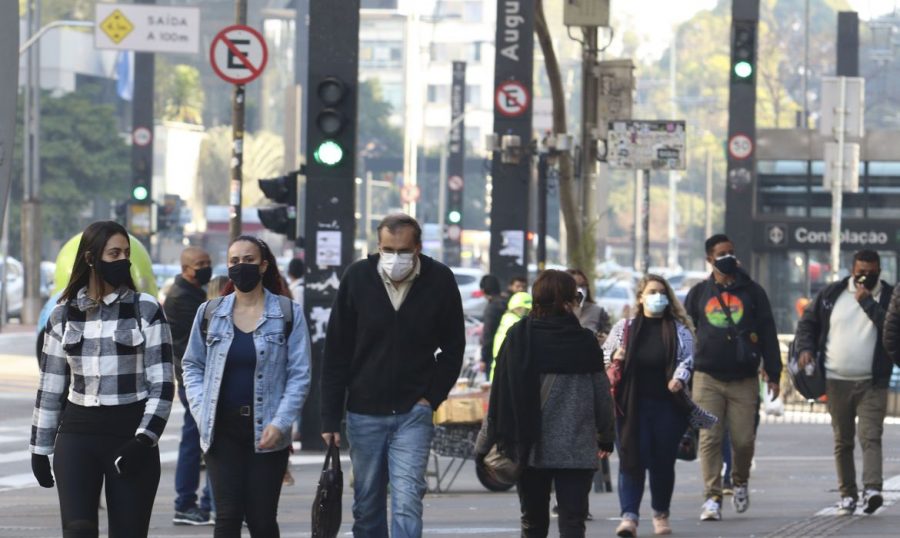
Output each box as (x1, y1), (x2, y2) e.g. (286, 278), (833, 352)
(99, 259), (132, 288)
(855, 272), (880, 291)
(228, 263), (262, 293)
(713, 255), (739, 276)
(194, 267), (212, 286)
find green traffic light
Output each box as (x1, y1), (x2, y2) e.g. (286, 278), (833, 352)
(734, 61), (753, 79)
(448, 210), (462, 224)
(314, 140), (344, 166)
(132, 185), (149, 201)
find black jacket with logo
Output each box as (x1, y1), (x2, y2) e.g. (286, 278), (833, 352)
(163, 275), (207, 386)
(684, 269), (781, 382)
(795, 277), (894, 388)
(320, 254), (466, 432)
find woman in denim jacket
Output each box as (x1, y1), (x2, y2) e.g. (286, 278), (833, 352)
(182, 236), (311, 537)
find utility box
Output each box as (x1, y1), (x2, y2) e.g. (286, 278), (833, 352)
(564, 0), (610, 27)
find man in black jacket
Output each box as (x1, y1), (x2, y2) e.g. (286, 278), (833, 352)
(164, 247), (213, 526)
(321, 214), (465, 538)
(795, 249), (894, 516)
(685, 234), (781, 522)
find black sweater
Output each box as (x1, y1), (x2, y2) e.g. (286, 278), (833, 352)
(320, 254), (465, 432)
(796, 277), (895, 388)
(163, 275), (207, 385)
(684, 270), (781, 382)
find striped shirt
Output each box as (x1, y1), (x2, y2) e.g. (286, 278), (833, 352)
(30, 287), (175, 455)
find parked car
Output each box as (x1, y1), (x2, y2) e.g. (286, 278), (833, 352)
(0, 257), (24, 317)
(451, 267), (487, 319)
(594, 278), (635, 322)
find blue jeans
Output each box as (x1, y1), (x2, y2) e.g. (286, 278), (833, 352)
(617, 398), (687, 520)
(175, 385), (213, 513)
(346, 404), (435, 538)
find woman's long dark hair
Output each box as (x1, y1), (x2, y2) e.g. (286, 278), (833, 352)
(60, 221), (136, 302)
(222, 235), (292, 298)
(530, 269), (577, 318)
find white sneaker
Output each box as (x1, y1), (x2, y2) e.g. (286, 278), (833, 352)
(836, 496), (856, 516)
(700, 497), (721, 521)
(863, 489), (883, 514)
(732, 484), (750, 513)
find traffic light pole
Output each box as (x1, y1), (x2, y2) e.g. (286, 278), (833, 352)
(229, 0), (248, 242)
(302, 0), (360, 452)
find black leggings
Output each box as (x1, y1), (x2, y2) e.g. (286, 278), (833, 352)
(517, 467), (595, 538)
(205, 411), (289, 538)
(53, 432), (160, 538)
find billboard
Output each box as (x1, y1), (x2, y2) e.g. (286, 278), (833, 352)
(607, 120), (686, 171)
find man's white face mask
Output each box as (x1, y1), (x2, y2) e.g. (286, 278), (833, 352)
(380, 251), (416, 281)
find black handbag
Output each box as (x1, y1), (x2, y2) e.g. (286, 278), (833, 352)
(710, 284), (761, 367)
(311, 441), (343, 538)
(786, 338), (826, 400)
(676, 426), (699, 461)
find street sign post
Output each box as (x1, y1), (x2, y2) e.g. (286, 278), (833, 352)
(95, 4), (200, 54)
(607, 120), (687, 170)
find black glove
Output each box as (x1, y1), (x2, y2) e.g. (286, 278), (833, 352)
(31, 454), (54, 488)
(113, 434), (155, 476)
(598, 442), (614, 454)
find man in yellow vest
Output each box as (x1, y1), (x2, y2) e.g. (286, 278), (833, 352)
(490, 291), (533, 380)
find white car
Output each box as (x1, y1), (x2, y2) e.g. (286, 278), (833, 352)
(451, 267), (487, 319)
(594, 278), (635, 322)
(0, 257), (24, 317)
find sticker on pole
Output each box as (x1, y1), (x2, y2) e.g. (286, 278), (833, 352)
(495, 80), (529, 117)
(447, 175), (464, 192)
(400, 184), (421, 203)
(132, 126), (152, 147)
(210, 25), (268, 85)
(728, 133), (753, 160)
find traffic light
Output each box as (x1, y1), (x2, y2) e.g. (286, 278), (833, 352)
(132, 184), (149, 202)
(731, 20), (756, 83)
(310, 75), (355, 171)
(258, 170), (300, 239)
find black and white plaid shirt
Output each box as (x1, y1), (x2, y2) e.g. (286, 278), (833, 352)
(30, 287), (175, 455)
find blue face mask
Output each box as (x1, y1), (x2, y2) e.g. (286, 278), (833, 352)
(645, 293), (669, 314)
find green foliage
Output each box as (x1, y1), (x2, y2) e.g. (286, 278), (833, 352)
(357, 79), (403, 158)
(606, 0), (849, 265)
(195, 127), (285, 208)
(11, 84), (130, 256)
(155, 59), (205, 125)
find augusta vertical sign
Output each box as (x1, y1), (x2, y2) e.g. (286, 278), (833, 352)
(489, 0), (534, 285)
(444, 61), (466, 266)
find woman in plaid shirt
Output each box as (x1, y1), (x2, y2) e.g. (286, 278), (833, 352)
(29, 220), (175, 537)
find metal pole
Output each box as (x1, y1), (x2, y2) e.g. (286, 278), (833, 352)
(0, 9), (17, 328)
(229, 0), (248, 241)
(580, 27), (598, 246)
(802, 0), (810, 127)
(643, 169), (651, 274)
(364, 171), (373, 256)
(705, 150), (713, 238)
(633, 170), (641, 272)
(438, 142), (447, 262)
(830, 77), (846, 281)
(537, 151), (548, 271)
(667, 172), (678, 270)
(22, 0), (42, 324)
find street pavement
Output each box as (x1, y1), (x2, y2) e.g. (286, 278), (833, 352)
(1, 330), (900, 537)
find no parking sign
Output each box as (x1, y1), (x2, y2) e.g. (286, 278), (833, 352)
(209, 25), (268, 85)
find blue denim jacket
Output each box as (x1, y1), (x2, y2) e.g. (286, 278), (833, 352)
(181, 290), (311, 453)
